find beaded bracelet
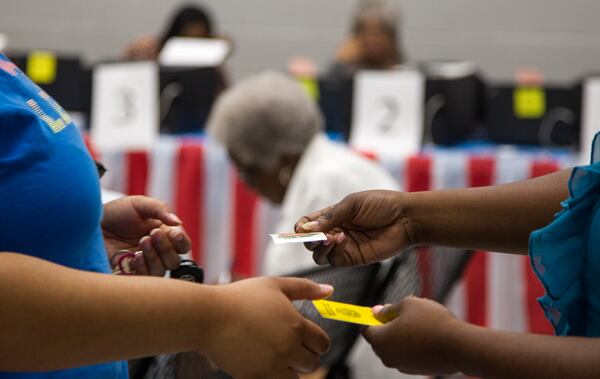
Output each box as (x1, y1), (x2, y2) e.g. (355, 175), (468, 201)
(111, 250), (142, 275)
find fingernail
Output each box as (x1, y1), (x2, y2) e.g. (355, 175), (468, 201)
(323, 239), (331, 246)
(140, 238), (152, 251)
(318, 284), (334, 294)
(302, 221), (319, 231)
(372, 305), (384, 314)
(336, 232), (346, 244)
(378, 306), (398, 321)
(174, 232), (185, 242)
(168, 213), (183, 225)
(152, 231), (164, 243)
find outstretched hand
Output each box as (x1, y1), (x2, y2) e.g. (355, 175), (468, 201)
(295, 190), (412, 267)
(364, 296), (461, 376)
(206, 277), (333, 379)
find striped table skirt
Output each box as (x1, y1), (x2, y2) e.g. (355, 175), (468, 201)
(95, 136), (579, 335)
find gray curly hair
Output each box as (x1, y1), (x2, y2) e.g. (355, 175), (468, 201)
(207, 71), (324, 170)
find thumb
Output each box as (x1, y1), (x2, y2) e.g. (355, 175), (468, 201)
(372, 302), (403, 323)
(363, 324), (385, 345)
(295, 197), (353, 233)
(274, 277), (334, 301)
(132, 196), (182, 226)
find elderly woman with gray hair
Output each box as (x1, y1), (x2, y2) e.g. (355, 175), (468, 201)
(208, 71), (398, 276)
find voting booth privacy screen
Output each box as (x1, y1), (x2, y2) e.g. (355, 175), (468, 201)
(6, 49), (595, 157)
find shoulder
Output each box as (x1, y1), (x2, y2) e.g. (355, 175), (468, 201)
(295, 139), (398, 207)
(310, 139), (398, 189)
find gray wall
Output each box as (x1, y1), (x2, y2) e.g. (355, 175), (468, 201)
(2, 0), (600, 83)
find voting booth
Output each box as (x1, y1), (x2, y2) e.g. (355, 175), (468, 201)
(485, 83), (581, 147)
(9, 52), (90, 114)
(159, 67), (222, 134)
(422, 60), (484, 146)
(318, 77), (354, 140)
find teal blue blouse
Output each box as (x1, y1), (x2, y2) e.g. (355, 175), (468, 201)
(530, 133), (600, 336)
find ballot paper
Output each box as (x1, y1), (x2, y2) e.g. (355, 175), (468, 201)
(269, 232), (327, 245)
(312, 299), (383, 326)
(159, 37), (230, 67)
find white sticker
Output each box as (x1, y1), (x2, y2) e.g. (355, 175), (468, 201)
(269, 232), (327, 245)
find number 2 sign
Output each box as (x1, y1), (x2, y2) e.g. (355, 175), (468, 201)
(350, 69), (424, 156)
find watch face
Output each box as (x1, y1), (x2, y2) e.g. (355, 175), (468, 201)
(172, 266), (204, 283)
(178, 273), (196, 282)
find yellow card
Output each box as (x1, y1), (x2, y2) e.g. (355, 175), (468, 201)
(514, 86), (546, 119)
(26, 51), (57, 85)
(312, 299), (382, 326)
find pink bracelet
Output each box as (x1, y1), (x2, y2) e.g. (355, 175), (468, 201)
(111, 250), (142, 275)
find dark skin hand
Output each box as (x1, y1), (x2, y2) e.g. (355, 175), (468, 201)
(295, 190), (410, 266)
(295, 169), (571, 266)
(365, 297), (462, 376)
(364, 297), (600, 378)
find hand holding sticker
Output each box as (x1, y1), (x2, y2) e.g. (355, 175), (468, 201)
(312, 299), (382, 326)
(270, 232), (327, 245)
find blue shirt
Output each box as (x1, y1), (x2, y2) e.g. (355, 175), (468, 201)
(530, 132), (600, 337)
(0, 55), (128, 378)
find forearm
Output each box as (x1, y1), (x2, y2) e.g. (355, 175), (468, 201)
(453, 322), (600, 378)
(405, 169), (571, 254)
(0, 252), (221, 371)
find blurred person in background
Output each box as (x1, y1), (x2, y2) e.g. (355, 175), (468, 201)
(207, 71), (398, 277)
(124, 4), (216, 60)
(328, 0), (406, 80)
(123, 3), (230, 86)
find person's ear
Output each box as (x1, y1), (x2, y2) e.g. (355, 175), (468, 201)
(280, 153), (301, 169)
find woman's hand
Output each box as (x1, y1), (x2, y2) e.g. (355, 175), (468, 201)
(122, 35), (160, 61)
(102, 196), (191, 276)
(204, 277), (333, 379)
(295, 190), (413, 267)
(364, 296), (461, 376)
(335, 37), (362, 64)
